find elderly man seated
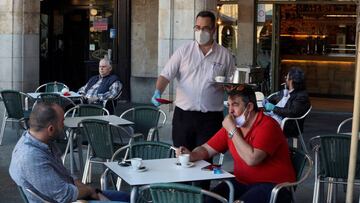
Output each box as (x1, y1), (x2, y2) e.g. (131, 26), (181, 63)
(176, 86), (295, 203)
(78, 56), (122, 104)
(9, 102), (130, 202)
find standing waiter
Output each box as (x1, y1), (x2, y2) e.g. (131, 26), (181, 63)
(151, 10), (234, 151)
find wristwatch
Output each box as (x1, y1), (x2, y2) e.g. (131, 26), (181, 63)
(228, 128), (237, 139)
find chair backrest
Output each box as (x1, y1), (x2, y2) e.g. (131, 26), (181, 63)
(337, 117), (353, 134)
(280, 105), (312, 130)
(255, 91), (265, 107)
(35, 81), (68, 93)
(79, 119), (114, 159)
(269, 148), (313, 203)
(120, 106), (166, 139)
(319, 134), (360, 179)
(129, 141), (175, 160)
(36, 93), (75, 110)
(0, 90), (26, 119)
(65, 104), (109, 117)
(138, 183), (227, 203)
(104, 90), (122, 114)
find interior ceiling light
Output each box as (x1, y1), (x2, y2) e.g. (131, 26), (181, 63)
(90, 8), (98, 16)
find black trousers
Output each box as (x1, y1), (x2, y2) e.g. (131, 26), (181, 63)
(172, 106), (223, 150)
(172, 107), (223, 189)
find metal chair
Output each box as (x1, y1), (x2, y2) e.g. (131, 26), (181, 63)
(62, 104), (110, 168)
(101, 141), (175, 191)
(310, 134), (360, 203)
(0, 90), (32, 145)
(255, 91), (265, 107)
(35, 93), (76, 110)
(337, 117), (353, 134)
(280, 106), (312, 154)
(64, 104), (110, 117)
(137, 183), (227, 203)
(80, 119), (139, 184)
(269, 147), (313, 203)
(104, 90), (122, 115)
(120, 106), (166, 141)
(35, 81), (68, 93)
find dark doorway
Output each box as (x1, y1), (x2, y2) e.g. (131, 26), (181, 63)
(63, 9), (89, 90)
(40, 0), (131, 100)
(40, 1), (88, 91)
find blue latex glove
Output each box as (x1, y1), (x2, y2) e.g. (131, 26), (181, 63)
(265, 102), (275, 112)
(151, 89), (161, 107)
(262, 99), (269, 108)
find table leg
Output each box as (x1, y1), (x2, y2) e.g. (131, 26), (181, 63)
(130, 186), (138, 203)
(77, 131), (84, 173)
(224, 180), (234, 203)
(69, 129), (74, 174)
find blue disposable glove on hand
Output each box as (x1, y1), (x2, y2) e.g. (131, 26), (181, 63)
(262, 99), (268, 108)
(151, 89), (161, 107)
(265, 102), (275, 112)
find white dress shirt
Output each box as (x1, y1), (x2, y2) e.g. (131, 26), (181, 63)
(161, 41), (235, 112)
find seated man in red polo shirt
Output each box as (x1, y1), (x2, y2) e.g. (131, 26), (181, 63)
(176, 85), (295, 203)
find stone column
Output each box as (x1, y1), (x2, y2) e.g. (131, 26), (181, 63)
(0, 0), (39, 92)
(158, 0), (216, 113)
(237, 1), (255, 66)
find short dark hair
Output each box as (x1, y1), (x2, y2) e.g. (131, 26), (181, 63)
(196, 10), (216, 29)
(29, 102), (59, 132)
(288, 67), (305, 90)
(227, 85), (259, 112)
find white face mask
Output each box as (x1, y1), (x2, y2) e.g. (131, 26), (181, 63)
(235, 107), (247, 128)
(195, 30), (210, 45)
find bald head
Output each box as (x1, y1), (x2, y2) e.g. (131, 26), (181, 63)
(29, 102), (64, 132)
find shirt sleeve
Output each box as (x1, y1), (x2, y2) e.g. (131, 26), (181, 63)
(23, 156), (78, 203)
(160, 46), (183, 81)
(251, 119), (283, 156)
(206, 128), (229, 154)
(100, 80), (122, 101)
(78, 84), (87, 94)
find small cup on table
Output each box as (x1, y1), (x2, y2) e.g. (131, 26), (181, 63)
(178, 154), (190, 167)
(131, 158), (143, 170)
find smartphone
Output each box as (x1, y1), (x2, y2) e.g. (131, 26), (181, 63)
(118, 160), (131, 167)
(201, 164), (221, 171)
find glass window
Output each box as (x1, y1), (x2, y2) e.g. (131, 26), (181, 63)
(217, 3), (238, 64)
(88, 0), (115, 61)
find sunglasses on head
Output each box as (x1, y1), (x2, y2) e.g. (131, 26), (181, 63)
(225, 84), (246, 93)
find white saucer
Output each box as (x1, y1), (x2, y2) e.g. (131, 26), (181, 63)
(135, 166), (148, 172)
(177, 162), (195, 168)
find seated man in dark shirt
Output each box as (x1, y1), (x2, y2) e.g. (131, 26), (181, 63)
(79, 57), (122, 104)
(263, 67), (311, 137)
(9, 102), (130, 202)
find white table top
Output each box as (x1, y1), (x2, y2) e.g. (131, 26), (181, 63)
(27, 91), (81, 99)
(105, 158), (234, 186)
(64, 115), (133, 128)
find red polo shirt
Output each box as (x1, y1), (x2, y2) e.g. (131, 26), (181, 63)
(207, 111), (296, 184)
